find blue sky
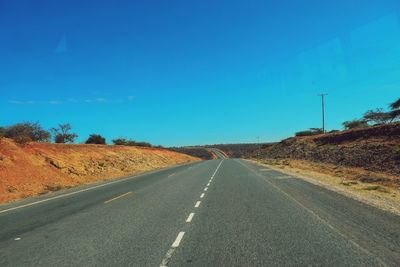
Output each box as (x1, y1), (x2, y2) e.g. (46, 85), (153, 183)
(1, 0), (399, 146)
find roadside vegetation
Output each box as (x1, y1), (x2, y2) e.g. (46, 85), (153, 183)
(85, 134), (106, 145)
(295, 97), (400, 136)
(0, 122), (155, 147)
(0, 122), (51, 144)
(51, 124), (78, 144)
(112, 138), (153, 147)
(295, 128), (323, 137)
(343, 97), (400, 130)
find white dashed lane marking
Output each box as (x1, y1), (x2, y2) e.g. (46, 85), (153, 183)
(172, 232), (185, 248)
(186, 213), (195, 223)
(159, 232), (186, 267)
(159, 160), (224, 267)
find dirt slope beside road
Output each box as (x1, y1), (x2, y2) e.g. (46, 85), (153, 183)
(255, 123), (400, 187)
(0, 139), (199, 203)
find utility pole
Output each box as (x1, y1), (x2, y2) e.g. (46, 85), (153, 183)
(318, 93), (328, 133)
(256, 136), (260, 157)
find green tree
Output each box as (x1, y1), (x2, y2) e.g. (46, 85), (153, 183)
(295, 128), (323, 137)
(363, 109), (392, 125)
(342, 119), (368, 130)
(85, 134), (106, 144)
(112, 138), (128, 145)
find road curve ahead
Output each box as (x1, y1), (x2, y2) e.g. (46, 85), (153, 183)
(0, 158), (399, 266)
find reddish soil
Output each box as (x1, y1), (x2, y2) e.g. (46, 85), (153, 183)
(0, 139), (199, 203)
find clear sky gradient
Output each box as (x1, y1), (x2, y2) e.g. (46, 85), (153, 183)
(1, 0), (399, 146)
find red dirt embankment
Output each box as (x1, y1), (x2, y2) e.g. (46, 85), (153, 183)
(0, 139), (199, 203)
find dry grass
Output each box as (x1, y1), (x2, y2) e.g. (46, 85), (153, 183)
(363, 185), (390, 193)
(255, 158), (399, 188)
(0, 139), (199, 203)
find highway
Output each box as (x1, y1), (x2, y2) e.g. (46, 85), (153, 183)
(0, 156), (399, 266)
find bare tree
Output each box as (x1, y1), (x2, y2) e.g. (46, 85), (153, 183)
(51, 124), (78, 143)
(3, 122), (50, 143)
(0, 127), (4, 143)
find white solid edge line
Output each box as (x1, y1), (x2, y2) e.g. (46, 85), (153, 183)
(0, 162), (199, 214)
(172, 232), (185, 248)
(195, 201), (201, 208)
(200, 193), (205, 198)
(0, 178), (131, 214)
(186, 213), (195, 222)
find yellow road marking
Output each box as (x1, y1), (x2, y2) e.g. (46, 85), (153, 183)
(104, 192), (132, 204)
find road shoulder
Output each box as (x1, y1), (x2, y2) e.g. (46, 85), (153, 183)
(246, 159), (400, 216)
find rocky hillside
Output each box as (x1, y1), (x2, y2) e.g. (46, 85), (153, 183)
(0, 139), (198, 203)
(255, 123), (400, 185)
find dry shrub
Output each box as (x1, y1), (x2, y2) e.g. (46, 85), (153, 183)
(363, 185), (389, 193)
(13, 135), (32, 145)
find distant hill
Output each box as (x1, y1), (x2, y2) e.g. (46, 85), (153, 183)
(204, 143), (275, 158)
(168, 147), (215, 160)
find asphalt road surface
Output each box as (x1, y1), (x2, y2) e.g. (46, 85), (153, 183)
(0, 156), (399, 266)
